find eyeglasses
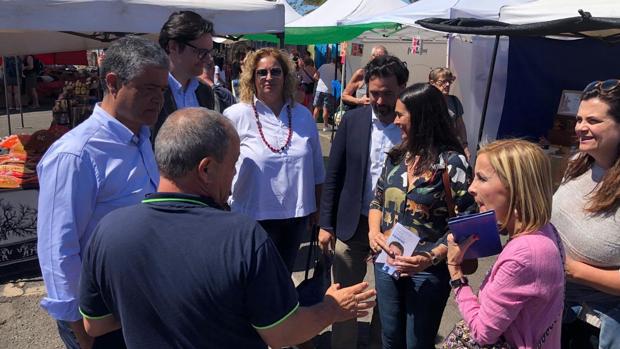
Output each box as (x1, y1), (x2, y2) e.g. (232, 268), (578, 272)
(434, 77), (455, 85)
(255, 68), (283, 78)
(583, 79), (620, 94)
(183, 42), (212, 60)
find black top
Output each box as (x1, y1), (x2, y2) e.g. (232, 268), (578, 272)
(79, 192), (299, 349)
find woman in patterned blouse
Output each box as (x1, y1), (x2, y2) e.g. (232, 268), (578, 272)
(368, 83), (476, 348)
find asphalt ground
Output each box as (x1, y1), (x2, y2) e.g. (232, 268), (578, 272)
(0, 109), (497, 348)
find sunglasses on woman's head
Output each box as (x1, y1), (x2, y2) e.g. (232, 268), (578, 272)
(255, 68), (283, 78)
(583, 79), (620, 94)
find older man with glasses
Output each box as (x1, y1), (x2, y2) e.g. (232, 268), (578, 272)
(152, 10), (218, 141)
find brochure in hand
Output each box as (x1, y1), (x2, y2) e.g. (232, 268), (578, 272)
(448, 210), (502, 259)
(375, 222), (420, 279)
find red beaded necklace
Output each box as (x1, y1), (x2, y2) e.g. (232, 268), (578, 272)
(253, 102), (293, 153)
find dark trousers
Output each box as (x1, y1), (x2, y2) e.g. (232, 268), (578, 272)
(258, 216), (309, 274)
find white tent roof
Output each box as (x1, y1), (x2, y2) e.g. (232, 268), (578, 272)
(287, 0), (408, 28)
(341, 0), (534, 26)
(500, 0), (620, 24)
(280, 0), (302, 24)
(0, 0), (284, 55)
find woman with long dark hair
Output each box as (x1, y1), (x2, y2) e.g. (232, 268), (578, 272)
(368, 83), (476, 348)
(552, 79), (620, 348)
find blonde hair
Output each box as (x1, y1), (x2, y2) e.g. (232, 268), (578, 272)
(478, 139), (553, 235)
(428, 67), (454, 82)
(238, 47), (298, 105)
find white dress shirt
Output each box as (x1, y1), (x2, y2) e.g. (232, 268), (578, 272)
(224, 98), (325, 220)
(362, 109), (402, 215)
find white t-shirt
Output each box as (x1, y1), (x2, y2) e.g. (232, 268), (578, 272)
(223, 98), (325, 220)
(316, 63), (340, 94)
(214, 65), (226, 86)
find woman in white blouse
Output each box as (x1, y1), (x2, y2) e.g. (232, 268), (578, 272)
(223, 48), (325, 273)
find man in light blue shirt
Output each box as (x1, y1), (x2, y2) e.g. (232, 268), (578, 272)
(36, 36), (169, 349)
(152, 11), (216, 141)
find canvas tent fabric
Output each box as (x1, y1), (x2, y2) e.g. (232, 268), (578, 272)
(282, 0), (408, 44)
(281, 0), (302, 24)
(0, 0), (285, 56)
(417, 15), (620, 39)
(341, 0), (532, 27)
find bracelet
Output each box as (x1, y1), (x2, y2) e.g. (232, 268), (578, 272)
(447, 263), (461, 267)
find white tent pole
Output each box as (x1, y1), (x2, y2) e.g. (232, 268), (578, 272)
(2, 58), (11, 135)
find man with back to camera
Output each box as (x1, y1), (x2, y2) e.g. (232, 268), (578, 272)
(341, 45), (388, 110)
(152, 10), (217, 141)
(318, 55), (409, 349)
(78, 108), (376, 349)
(36, 36), (168, 349)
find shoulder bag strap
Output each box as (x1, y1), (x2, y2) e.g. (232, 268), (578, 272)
(441, 154), (455, 218)
(535, 225), (566, 349)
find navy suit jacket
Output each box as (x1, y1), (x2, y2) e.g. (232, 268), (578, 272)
(319, 106), (373, 241)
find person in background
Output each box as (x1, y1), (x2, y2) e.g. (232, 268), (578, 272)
(3, 56), (22, 110)
(429, 68), (469, 159)
(223, 48), (324, 274)
(37, 36), (167, 349)
(319, 54), (409, 349)
(369, 83), (476, 348)
(341, 45), (388, 110)
(199, 56), (235, 113)
(22, 55), (40, 108)
(78, 107), (376, 349)
(313, 56), (341, 131)
(446, 139), (564, 348)
(552, 79), (620, 349)
(298, 57), (318, 110)
(152, 10), (216, 141)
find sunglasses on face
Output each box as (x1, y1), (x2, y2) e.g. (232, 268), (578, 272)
(583, 79), (620, 94)
(255, 68), (283, 78)
(183, 42), (212, 60)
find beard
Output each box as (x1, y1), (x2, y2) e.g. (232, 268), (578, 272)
(372, 104), (395, 121)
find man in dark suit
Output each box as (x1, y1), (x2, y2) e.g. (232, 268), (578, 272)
(318, 55), (409, 349)
(152, 11), (216, 141)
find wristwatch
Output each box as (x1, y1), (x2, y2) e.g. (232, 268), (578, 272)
(449, 276), (469, 289)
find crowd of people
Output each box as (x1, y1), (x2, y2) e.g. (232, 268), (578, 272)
(32, 9), (619, 349)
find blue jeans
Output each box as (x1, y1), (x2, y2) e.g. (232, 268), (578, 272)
(374, 263), (450, 349)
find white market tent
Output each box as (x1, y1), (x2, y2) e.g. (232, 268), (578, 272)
(0, 0), (286, 56)
(415, 0), (620, 147)
(282, 0), (409, 45)
(341, 0), (532, 27)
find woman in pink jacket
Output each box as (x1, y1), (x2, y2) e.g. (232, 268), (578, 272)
(445, 139), (565, 348)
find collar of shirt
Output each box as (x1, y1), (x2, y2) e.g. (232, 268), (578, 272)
(143, 192), (225, 210)
(91, 104), (151, 146)
(168, 73), (200, 109)
(253, 95), (292, 120)
(371, 108), (399, 132)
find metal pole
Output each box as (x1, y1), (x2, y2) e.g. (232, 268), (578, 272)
(476, 35), (500, 148)
(14, 56), (24, 127)
(2, 57), (12, 135)
(277, 33), (285, 49)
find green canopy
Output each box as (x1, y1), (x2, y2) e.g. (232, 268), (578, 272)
(245, 23), (400, 44)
